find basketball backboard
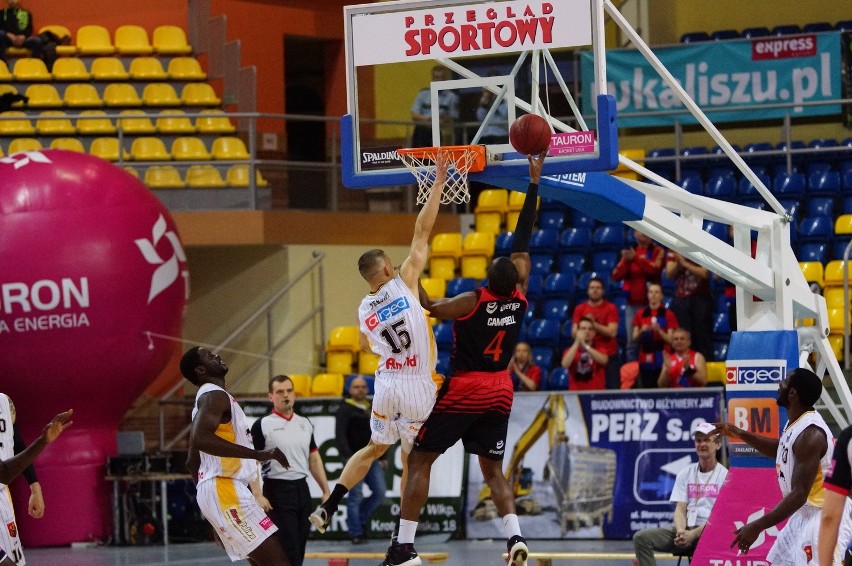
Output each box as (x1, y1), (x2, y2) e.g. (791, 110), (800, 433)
(341, 0), (619, 188)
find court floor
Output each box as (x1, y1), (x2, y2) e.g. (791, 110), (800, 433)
(21, 538), (685, 565)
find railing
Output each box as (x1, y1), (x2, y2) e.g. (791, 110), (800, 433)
(157, 250), (326, 451)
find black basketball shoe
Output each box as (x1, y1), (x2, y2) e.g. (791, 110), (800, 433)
(379, 543), (421, 566)
(507, 534), (529, 566)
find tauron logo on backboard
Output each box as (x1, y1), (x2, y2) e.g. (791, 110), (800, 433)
(134, 215), (187, 304)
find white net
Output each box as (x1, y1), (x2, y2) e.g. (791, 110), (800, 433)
(397, 147), (480, 205)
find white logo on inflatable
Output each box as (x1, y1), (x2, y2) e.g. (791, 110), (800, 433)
(0, 151), (52, 169)
(134, 215), (187, 304)
(732, 508), (779, 549)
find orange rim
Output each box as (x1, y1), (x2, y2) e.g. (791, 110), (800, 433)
(396, 145), (486, 173)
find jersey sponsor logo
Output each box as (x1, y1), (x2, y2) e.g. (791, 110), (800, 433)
(725, 364), (785, 385)
(259, 516), (274, 530)
(486, 302), (498, 314)
(365, 296), (411, 330)
(804, 544), (813, 562)
(6, 521), (15, 539)
(385, 354), (418, 370)
(227, 507), (257, 542)
(487, 315), (517, 326)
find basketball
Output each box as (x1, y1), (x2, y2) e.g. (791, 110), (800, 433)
(509, 114), (551, 155)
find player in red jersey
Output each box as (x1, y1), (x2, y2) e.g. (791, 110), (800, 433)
(376, 152), (546, 566)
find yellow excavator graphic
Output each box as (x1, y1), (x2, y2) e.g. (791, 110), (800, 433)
(472, 394), (617, 534)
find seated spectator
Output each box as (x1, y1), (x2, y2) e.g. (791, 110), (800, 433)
(632, 283), (678, 389)
(633, 423), (728, 565)
(658, 328), (707, 388)
(561, 316), (608, 390)
(508, 341), (542, 391)
(572, 276), (620, 388)
(612, 229), (664, 362)
(0, 0), (61, 70)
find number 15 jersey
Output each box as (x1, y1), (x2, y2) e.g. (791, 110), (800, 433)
(358, 275), (436, 377)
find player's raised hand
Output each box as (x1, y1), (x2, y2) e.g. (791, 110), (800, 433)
(41, 410), (73, 443)
(434, 150), (450, 186)
(528, 150), (546, 184)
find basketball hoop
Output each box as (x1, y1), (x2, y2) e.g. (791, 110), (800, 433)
(396, 145), (487, 205)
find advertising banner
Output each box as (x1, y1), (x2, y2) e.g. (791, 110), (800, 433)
(244, 398), (467, 540)
(464, 389), (722, 540)
(580, 32), (843, 127)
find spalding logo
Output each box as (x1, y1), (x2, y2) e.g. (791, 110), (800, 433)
(134, 215), (188, 304)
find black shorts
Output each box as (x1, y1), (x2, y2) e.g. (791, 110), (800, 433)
(414, 371), (512, 460)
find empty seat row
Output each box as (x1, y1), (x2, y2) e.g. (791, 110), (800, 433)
(286, 373), (369, 398)
(133, 164), (268, 190)
(3, 24), (191, 58)
(0, 56), (205, 82)
(680, 20), (852, 42)
(0, 109), (234, 136)
(0, 82), (220, 108)
(0, 135), (249, 160)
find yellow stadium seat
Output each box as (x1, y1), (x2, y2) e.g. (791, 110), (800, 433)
(156, 110), (195, 134)
(824, 288), (848, 309)
(76, 24), (115, 55)
(90, 57), (128, 81)
(37, 25), (75, 56)
(196, 109), (235, 134)
(51, 58), (90, 81)
(358, 352), (380, 375)
(129, 56), (167, 80)
(0, 111), (35, 135)
(829, 307), (848, 334)
(25, 84), (62, 108)
(76, 110), (116, 134)
(327, 326), (361, 353)
(460, 231), (495, 279)
(475, 188), (509, 213)
(829, 334), (844, 362)
(103, 83), (142, 107)
(63, 83), (102, 108)
(836, 215), (852, 235)
(421, 277), (446, 299)
(311, 373), (345, 397)
(130, 137), (170, 161)
(507, 190), (527, 212)
(89, 137), (123, 161)
(153, 25), (193, 55)
(0, 84), (18, 97)
(0, 61), (10, 81)
(211, 136), (250, 160)
(167, 57), (206, 81)
(114, 24), (154, 55)
(429, 257), (456, 280)
(612, 148), (645, 180)
(49, 138), (85, 153)
(36, 111), (75, 135)
(705, 361), (726, 386)
(123, 165), (139, 178)
(144, 165), (184, 189)
(431, 232), (463, 258)
(142, 83), (180, 107)
(8, 138), (42, 153)
(226, 164), (268, 188)
(475, 212), (502, 235)
(799, 261), (824, 289)
(118, 109), (156, 134)
(171, 136), (211, 161)
(326, 351), (356, 373)
(185, 165), (226, 188)
(181, 83), (221, 106)
(288, 374), (312, 398)
(13, 58), (51, 81)
(824, 260), (852, 288)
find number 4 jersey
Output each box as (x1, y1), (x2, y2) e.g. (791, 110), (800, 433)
(452, 286), (527, 373)
(358, 275), (436, 377)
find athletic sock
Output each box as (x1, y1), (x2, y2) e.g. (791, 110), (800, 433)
(502, 513), (521, 538)
(397, 519), (418, 545)
(323, 483), (349, 513)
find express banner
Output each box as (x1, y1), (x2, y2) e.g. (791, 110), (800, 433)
(244, 398), (467, 540)
(581, 32), (843, 127)
(464, 389), (723, 540)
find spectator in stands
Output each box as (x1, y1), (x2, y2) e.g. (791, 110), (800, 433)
(410, 65), (459, 148)
(658, 328), (707, 388)
(475, 70), (509, 145)
(612, 229), (664, 362)
(508, 341), (542, 391)
(632, 283), (678, 389)
(571, 276), (620, 388)
(0, 0), (59, 70)
(633, 423), (727, 566)
(561, 316), (609, 390)
(335, 376), (387, 545)
(665, 251), (714, 361)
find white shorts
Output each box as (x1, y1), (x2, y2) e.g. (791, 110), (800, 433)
(370, 373), (440, 448)
(767, 501), (852, 565)
(196, 477), (277, 562)
(0, 488), (24, 566)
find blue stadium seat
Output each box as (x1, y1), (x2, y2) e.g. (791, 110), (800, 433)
(806, 161), (832, 176)
(712, 311), (731, 339)
(494, 231), (514, 257)
(530, 254), (554, 276)
(524, 299), (538, 324)
(529, 228), (560, 255)
(716, 293), (733, 315)
(738, 168), (771, 196)
(592, 224), (625, 251)
(568, 209), (597, 229)
(711, 29), (740, 40)
(433, 321), (454, 348)
(841, 196), (852, 216)
(771, 24), (802, 35)
(559, 227), (592, 252)
(560, 320), (574, 342)
(803, 22), (833, 33)
(526, 319), (561, 347)
(776, 140), (807, 167)
(539, 197), (570, 213)
(680, 31), (710, 43)
(808, 170), (841, 195)
(538, 209), (565, 232)
(543, 272), (576, 298)
(703, 220), (729, 242)
(680, 146), (710, 170)
(591, 251), (619, 273)
(797, 242), (828, 263)
(836, 21), (852, 33)
(436, 350), (451, 376)
(704, 174), (736, 199)
(744, 142), (774, 166)
(542, 299), (571, 322)
(773, 171), (806, 198)
(525, 274), (543, 301)
(557, 252), (586, 275)
(678, 173), (703, 195)
(742, 26), (771, 38)
(714, 341), (729, 361)
(833, 239), (852, 261)
(779, 199), (801, 222)
(808, 138), (839, 162)
(611, 295), (628, 339)
(843, 166), (852, 192)
(546, 367), (569, 391)
(807, 197), (835, 218)
(445, 277), (478, 297)
(647, 147), (676, 177)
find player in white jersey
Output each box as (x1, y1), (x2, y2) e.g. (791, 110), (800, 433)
(714, 368), (852, 564)
(310, 154), (449, 540)
(180, 346), (292, 566)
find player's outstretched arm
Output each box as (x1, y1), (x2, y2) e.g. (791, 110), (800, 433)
(419, 278), (477, 320)
(510, 151), (547, 291)
(710, 421), (779, 458)
(0, 410), (72, 485)
(400, 151), (449, 292)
